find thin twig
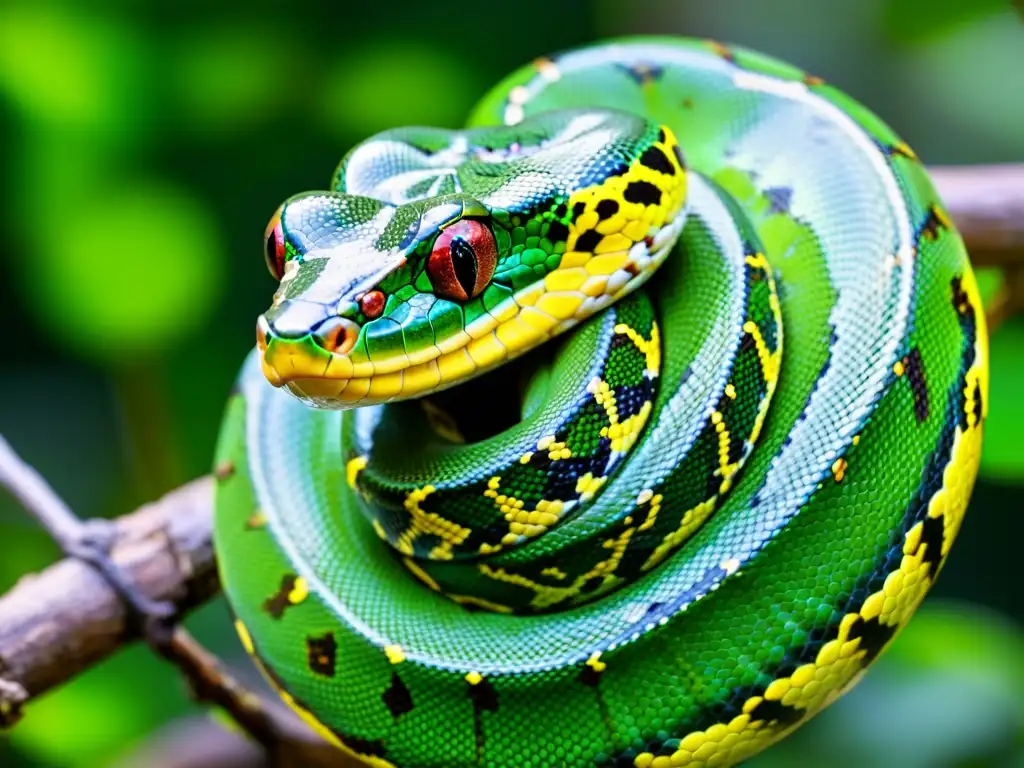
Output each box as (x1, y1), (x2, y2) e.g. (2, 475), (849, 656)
(156, 626), (283, 752)
(0, 435), (87, 549)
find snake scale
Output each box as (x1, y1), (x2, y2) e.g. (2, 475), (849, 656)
(212, 37), (989, 768)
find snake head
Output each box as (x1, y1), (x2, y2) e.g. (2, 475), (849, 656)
(257, 109), (688, 409)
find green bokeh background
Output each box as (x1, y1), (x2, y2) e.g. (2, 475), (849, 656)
(1, 1), (1021, 766)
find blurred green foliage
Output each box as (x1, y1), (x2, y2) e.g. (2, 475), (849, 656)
(0, 1), (1021, 767)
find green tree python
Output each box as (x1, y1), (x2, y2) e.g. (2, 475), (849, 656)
(213, 37), (989, 767)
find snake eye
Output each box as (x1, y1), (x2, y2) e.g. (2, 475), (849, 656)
(427, 219), (497, 302)
(265, 206), (287, 280)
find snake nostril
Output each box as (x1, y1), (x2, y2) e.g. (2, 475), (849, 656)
(313, 317), (359, 356)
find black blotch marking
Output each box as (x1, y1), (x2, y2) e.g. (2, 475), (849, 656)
(623, 180), (662, 206)
(382, 671), (414, 718)
(610, 329), (634, 348)
(547, 218), (569, 244)
(576, 229), (603, 253)
(639, 146), (675, 175)
(765, 187), (793, 214)
(971, 379), (983, 428)
(572, 201), (587, 221)
(554, 203), (567, 218)
(903, 347), (929, 424)
(657, 128), (666, 143)
(579, 663), (604, 687)
(467, 677), (499, 712)
(951, 275), (971, 315)
(747, 697), (804, 726)
(919, 205), (947, 242)
(846, 615), (897, 666)
(917, 513), (946, 572)
(596, 199), (620, 220)
(262, 574), (299, 619)
(306, 632), (337, 677)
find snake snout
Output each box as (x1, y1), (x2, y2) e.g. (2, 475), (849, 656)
(256, 299), (361, 390)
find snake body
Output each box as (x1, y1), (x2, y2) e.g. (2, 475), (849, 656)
(213, 37), (988, 768)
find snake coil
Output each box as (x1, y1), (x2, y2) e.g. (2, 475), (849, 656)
(214, 37), (988, 768)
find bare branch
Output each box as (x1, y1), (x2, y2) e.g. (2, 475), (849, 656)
(0, 445), (346, 765)
(0, 475), (217, 724)
(931, 164), (1024, 268)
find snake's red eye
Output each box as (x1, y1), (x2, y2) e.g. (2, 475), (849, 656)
(359, 290), (386, 319)
(265, 206), (287, 280)
(427, 219), (497, 302)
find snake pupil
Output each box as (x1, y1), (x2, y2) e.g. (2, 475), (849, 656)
(427, 218), (498, 301)
(450, 237), (478, 297)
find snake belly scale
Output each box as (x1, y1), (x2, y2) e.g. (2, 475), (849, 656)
(213, 36), (988, 768)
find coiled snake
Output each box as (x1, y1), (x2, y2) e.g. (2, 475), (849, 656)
(213, 37), (988, 768)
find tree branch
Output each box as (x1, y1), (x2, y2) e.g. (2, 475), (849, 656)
(0, 472), (217, 720)
(0, 162), (1022, 766)
(0, 437), (348, 766)
(930, 164), (1024, 268)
